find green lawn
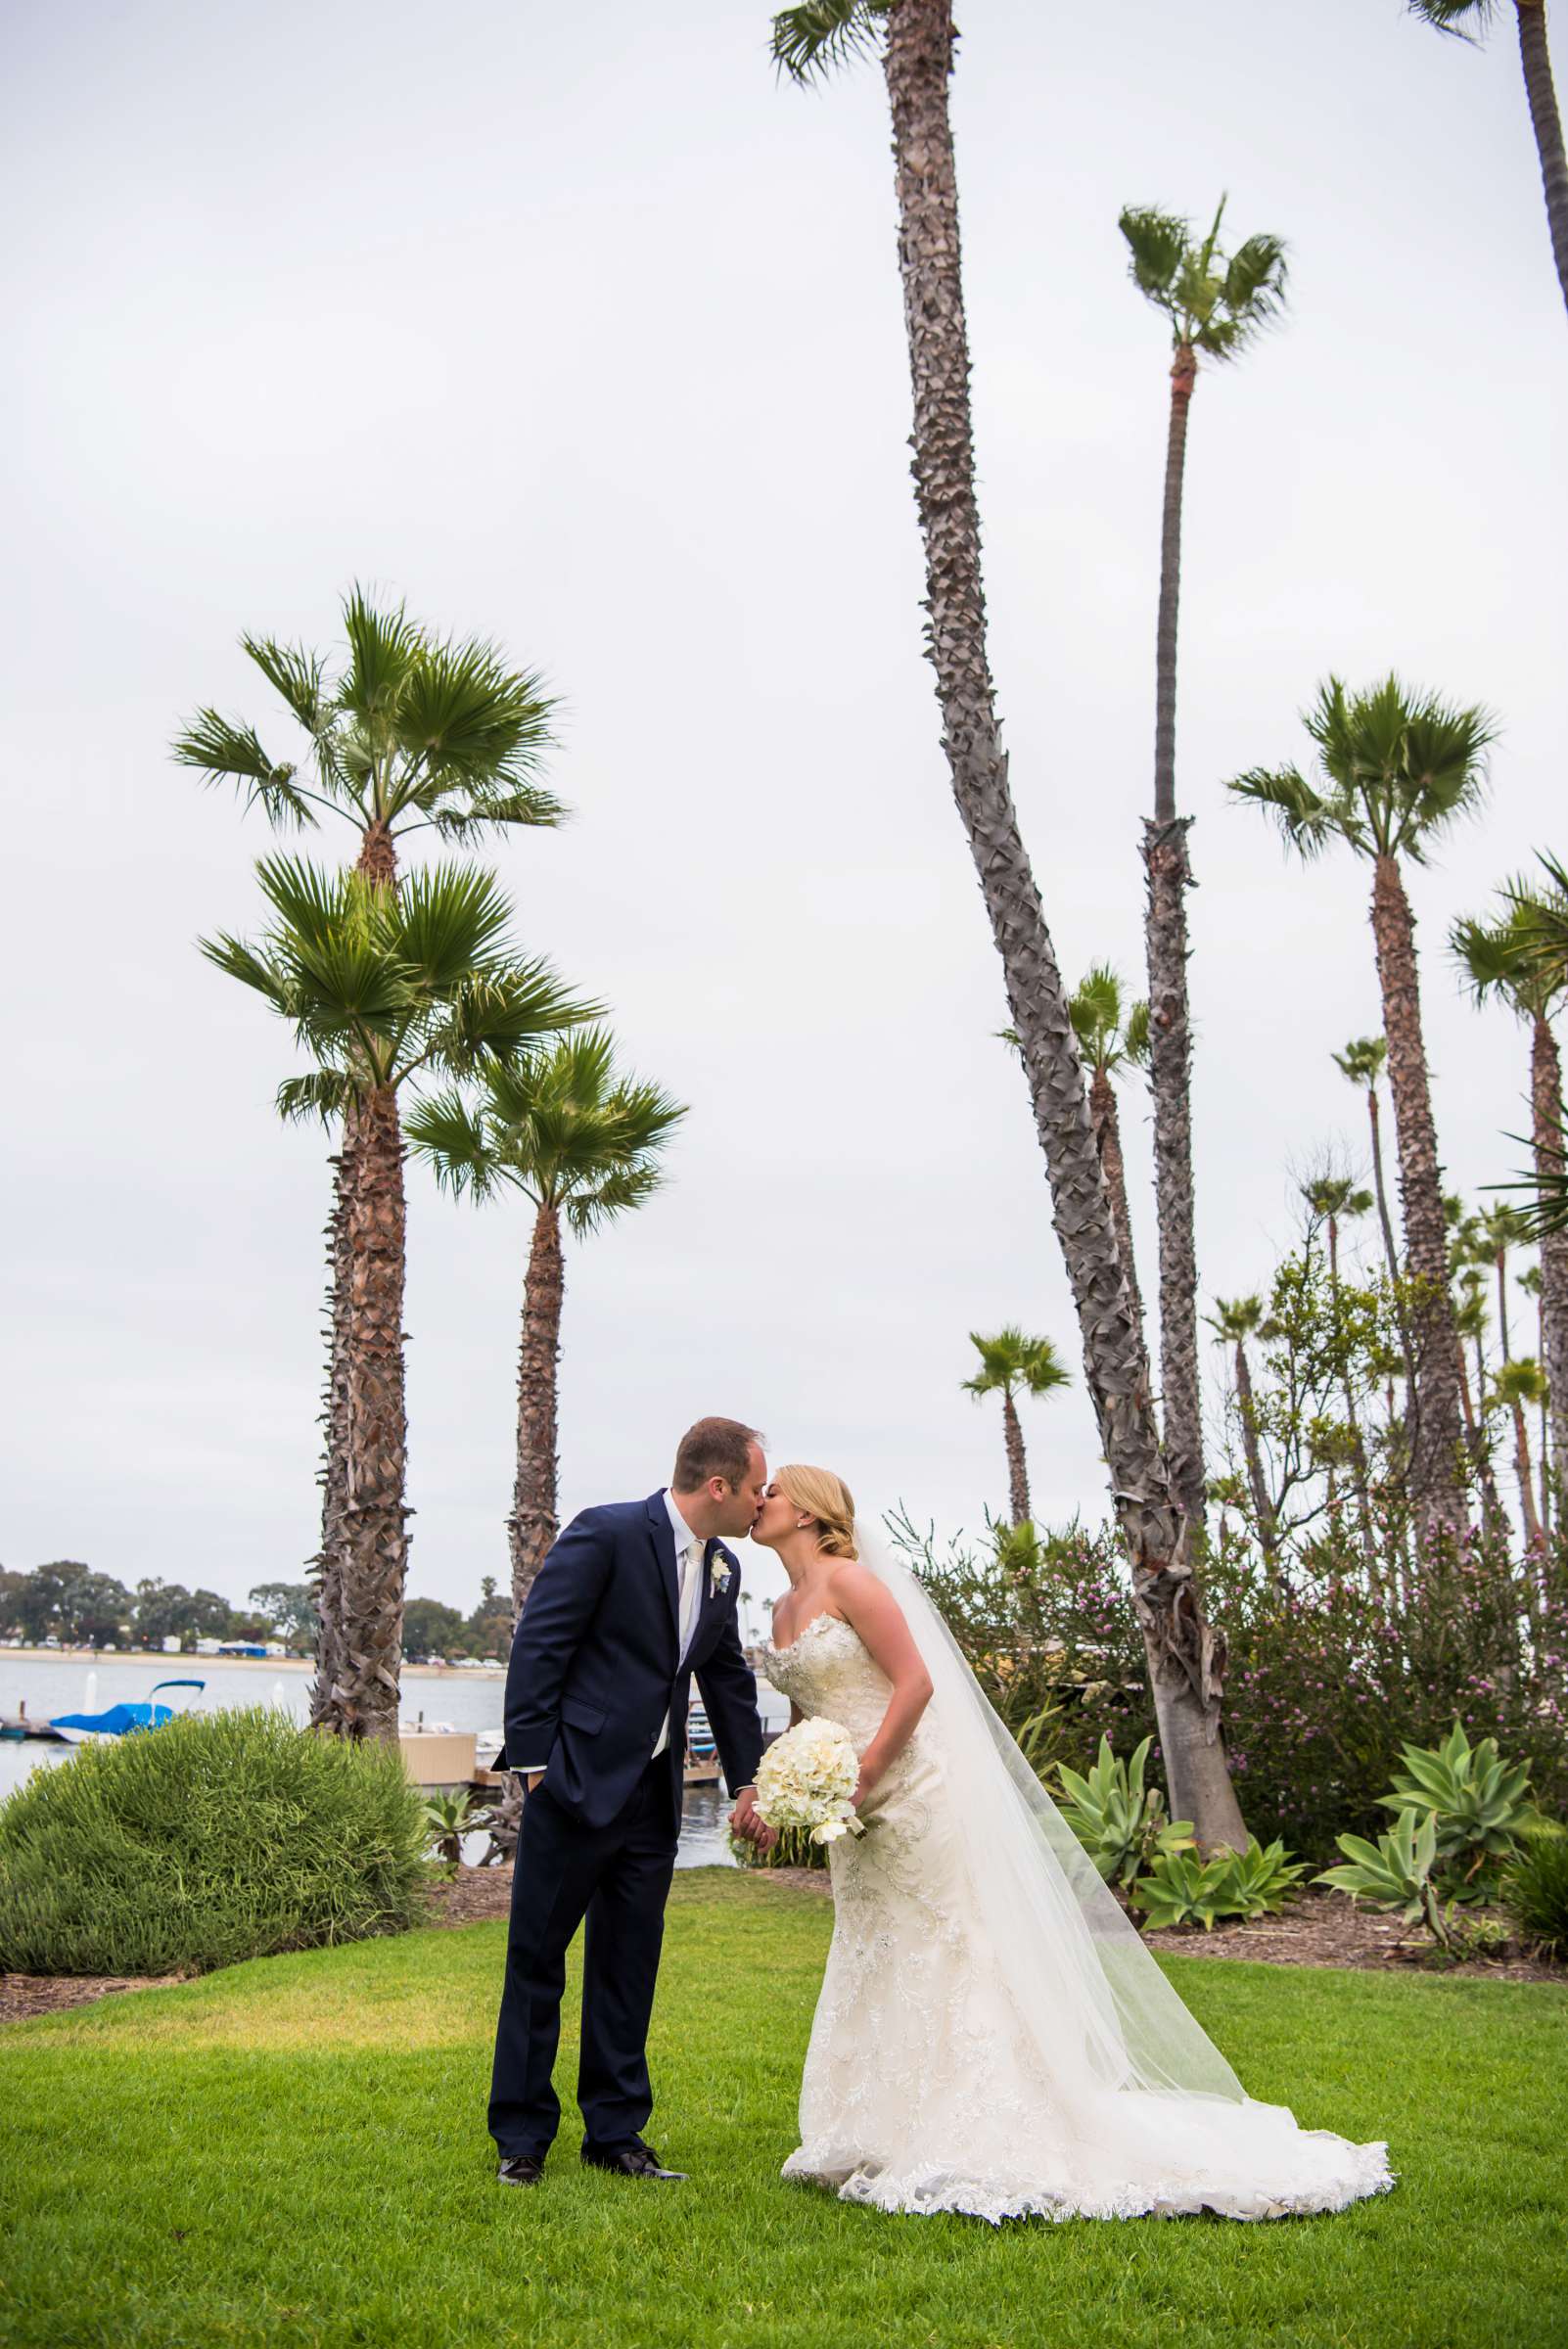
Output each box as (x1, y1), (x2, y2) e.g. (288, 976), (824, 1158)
(1, 1870), (1564, 2349)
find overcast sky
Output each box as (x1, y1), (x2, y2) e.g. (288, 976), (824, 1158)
(4, 0), (1564, 1625)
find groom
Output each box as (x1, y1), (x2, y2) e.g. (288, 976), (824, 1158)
(488, 1415), (774, 2186)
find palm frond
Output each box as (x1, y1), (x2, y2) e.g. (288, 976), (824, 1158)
(1226, 763), (1338, 859)
(275, 1069), (355, 1127)
(197, 929), (295, 1008)
(1124, 998), (1152, 1072)
(1119, 205), (1188, 310)
(404, 1086), (505, 1200)
(393, 638), (560, 798)
(566, 1161), (666, 1237)
(337, 584), (422, 731)
(392, 863), (515, 991)
(171, 711), (316, 830)
(771, 0), (888, 83)
(434, 960), (602, 1073)
(426, 783), (569, 840)
(1406, 0), (1496, 41)
(241, 635), (332, 737)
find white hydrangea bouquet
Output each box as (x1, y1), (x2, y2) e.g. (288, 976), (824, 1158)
(755, 1716), (866, 1846)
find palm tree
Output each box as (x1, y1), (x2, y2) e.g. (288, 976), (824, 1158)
(173, 588), (564, 882)
(1230, 677), (1493, 1538)
(174, 592), (566, 1703)
(1453, 885), (1568, 1494)
(1070, 969), (1151, 1337)
(1001, 969), (1150, 1335)
(1333, 1039), (1404, 1296)
(1119, 199), (1288, 1536)
(1491, 1357), (1550, 1545)
(1407, 3), (1568, 318)
(1204, 1296), (1279, 1574)
(1517, 1263), (1553, 1529)
(1452, 1261), (1509, 1539)
(407, 1032), (686, 1612)
(202, 858), (593, 1738)
(961, 1327), (1071, 1527)
(770, 0), (1247, 1851)
(1300, 1169), (1378, 1566)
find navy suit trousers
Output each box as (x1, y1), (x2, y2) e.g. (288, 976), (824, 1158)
(487, 1757), (680, 2158)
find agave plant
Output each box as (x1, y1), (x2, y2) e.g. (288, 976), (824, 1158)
(1052, 1734), (1194, 1893)
(1130, 1848), (1239, 1932)
(422, 1787), (477, 1870)
(1131, 1835), (1306, 1931)
(1316, 1809), (1451, 1949)
(1377, 1722), (1548, 1896)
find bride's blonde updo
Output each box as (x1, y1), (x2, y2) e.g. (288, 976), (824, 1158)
(777, 1463), (858, 1559)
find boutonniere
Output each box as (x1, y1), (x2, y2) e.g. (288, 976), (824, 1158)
(710, 1553), (733, 1597)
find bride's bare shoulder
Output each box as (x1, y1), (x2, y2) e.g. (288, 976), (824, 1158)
(827, 1558), (901, 1623)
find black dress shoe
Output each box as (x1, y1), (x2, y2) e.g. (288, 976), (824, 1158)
(580, 2139), (688, 2182)
(497, 2153), (546, 2187)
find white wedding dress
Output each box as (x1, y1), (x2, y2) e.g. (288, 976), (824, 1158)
(761, 1546), (1394, 2227)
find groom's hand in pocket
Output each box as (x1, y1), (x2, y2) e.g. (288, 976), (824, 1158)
(526, 1773), (544, 1793)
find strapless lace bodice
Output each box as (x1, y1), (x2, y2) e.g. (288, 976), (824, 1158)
(762, 1613), (900, 1751)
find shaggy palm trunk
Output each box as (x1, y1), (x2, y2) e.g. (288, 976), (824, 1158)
(1531, 1011), (1568, 1510)
(880, 0), (1245, 1851)
(1144, 341), (1205, 1533)
(1231, 1338), (1278, 1578)
(1089, 1065), (1145, 1338)
(1368, 854), (1469, 1539)
(509, 1202), (564, 1616)
(1517, 0), (1568, 314)
(1000, 1390), (1032, 1526)
(315, 1082), (410, 1741)
(307, 1103), (357, 1728)
(311, 814), (401, 1730)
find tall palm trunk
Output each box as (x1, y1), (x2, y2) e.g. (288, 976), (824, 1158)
(307, 1105), (356, 1728)
(1367, 853), (1469, 1537)
(1510, 1393), (1546, 1546)
(1145, 339), (1205, 1533)
(881, 0), (1244, 1851)
(1516, 0), (1568, 314)
(509, 1202), (564, 1616)
(1088, 1064), (1145, 1335)
(322, 1082), (410, 1741)
(311, 814), (402, 1730)
(1457, 1334), (1508, 1543)
(1230, 1336), (1278, 1577)
(1326, 1218), (1379, 1576)
(1495, 1248), (1513, 1361)
(1000, 1389), (1032, 1526)
(1531, 1010), (1568, 1506)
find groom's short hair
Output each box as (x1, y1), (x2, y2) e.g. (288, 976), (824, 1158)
(672, 1416), (763, 1494)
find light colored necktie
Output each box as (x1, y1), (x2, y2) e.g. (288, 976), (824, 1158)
(678, 1538), (704, 1664)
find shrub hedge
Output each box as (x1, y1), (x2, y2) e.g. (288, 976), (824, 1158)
(0, 1707), (431, 1975)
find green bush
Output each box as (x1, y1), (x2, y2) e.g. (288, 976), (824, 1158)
(1505, 1829), (1568, 1956)
(0, 1708), (431, 1975)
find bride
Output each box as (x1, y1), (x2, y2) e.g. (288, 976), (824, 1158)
(750, 1462), (1394, 2225)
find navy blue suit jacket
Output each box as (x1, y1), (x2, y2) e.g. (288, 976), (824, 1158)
(498, 1493), (765, 1830)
